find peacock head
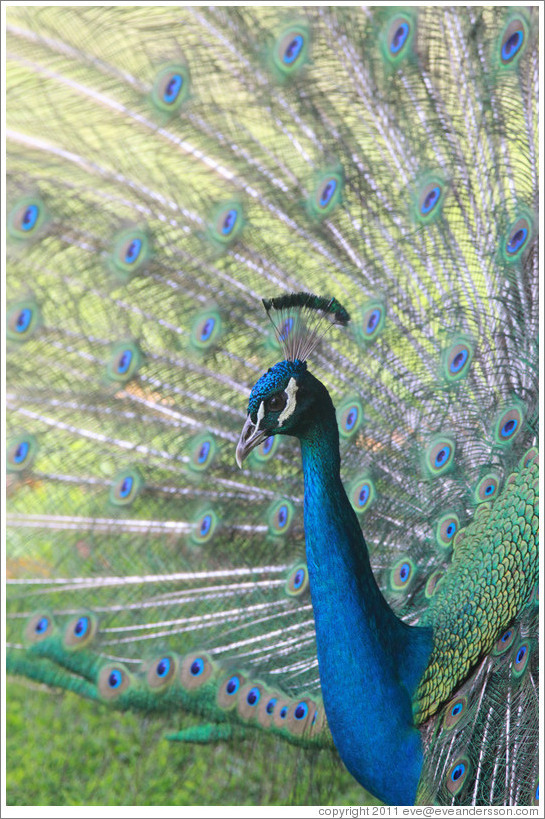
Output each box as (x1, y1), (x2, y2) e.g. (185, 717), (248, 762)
(236, 293), (349, 467)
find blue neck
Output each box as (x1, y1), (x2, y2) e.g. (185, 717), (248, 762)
(299, 400), (432, 805)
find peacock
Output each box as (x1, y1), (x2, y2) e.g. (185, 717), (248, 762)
(5, 4), (539, 808)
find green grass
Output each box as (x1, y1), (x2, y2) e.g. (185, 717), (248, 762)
(6, 677), (374, 807)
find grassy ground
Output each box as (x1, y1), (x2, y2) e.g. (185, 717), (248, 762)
(6, 677), (373, 807)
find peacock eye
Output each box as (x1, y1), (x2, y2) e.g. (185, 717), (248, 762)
(267, 393), (287, 413)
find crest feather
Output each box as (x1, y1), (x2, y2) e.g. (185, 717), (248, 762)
(262, 292), (350, 362)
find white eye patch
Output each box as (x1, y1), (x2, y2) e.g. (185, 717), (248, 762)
(278, 377), (298, 424)
(256, 400), (265, 429)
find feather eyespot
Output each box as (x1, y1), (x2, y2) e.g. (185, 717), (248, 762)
(146, 654), (178, 689)
(7, 435), (37, 473)
(503, 216), (532, 262)
(475, 474), (500, 504)
(384, 13), (415, 61)
(443, 696), (468, 730)
(274, 26), (309, 73)
(106, 342), (142, 383)
(494, 406), (523, 446)
(494, 627), (516, 654)
(338, 399), (363, 438)
(512, 643), (529, 676)
(268, 499), (294, 536)
(308, 171), (344, 218)
(500, 19), (527, 65)
(286, 564), (309, 596)
(7, 301), (41, 342)
(208, 201), (244, 246)
(190, 510), (218, 544)
(443, 341), (473, 382)
(446, 759), (470, 795)
(8, 197), (46, 239)
(217, 673), (247, 709)
(98, 663), (132, 700)
(64, 613), (98, 649)
(425, 570), (443, 599)
(191, 310), (222, 350)
(425, 437), (455, 477)
(359, 302), (386, 342)
(151, 64), (190, 113)
(436, 513), (460, 548)
(110, 230), (150, 279)
(110, 468), (143, 506)
(189, 434), (216, 472)
(350, 477), (375, 514)
(25, 613), (55, 643)
(390, 558), (415, 592)
(181, 653), (214, 689)
(266, 698), (277, 714)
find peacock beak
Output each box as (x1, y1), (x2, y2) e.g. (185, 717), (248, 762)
(236, 415), (269, 468)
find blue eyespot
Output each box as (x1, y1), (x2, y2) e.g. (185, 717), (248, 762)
(358, 484), (369, 506)
(502, 631), (512, 642)
(390, 22), (409, 54)
(277, 505), (288, 528)
(14, 441), (30, 464)
(124, 238), (142, 265)
(15, 308), (33, 334)
(446, 522), (456, 538)
(293, 568), (305, 590)
(421, 185), (441, 215)
(451, 763), (465, 782)
(507, 226), (528, 254)
(451, 702), (463, 717)
(502, 30), (523, 62)
(156, 657), (171, 678)
(246, 687), (260, 706)
(283, 34), (304, 65)
(198, 442), (211, 463)
(74, 616), (89, 638)
(435, 446), (450, 467)
(226, 676), (240, 695)
(190, 658), (204, 676)
(119, 476), (133, 498)
(21, 204), (40, 231)
(108, 669), (123, 689)
(266, 698), (277, 715)
(116, 349), (133, 375)
(366, 309), (381, 335)
(262, 436), (274, 455)
(200, 318), (215, 342)
(35, 617), (49, 635)
(200, 514), (211, 536)
(501, 419), (517, 438)
(279, 705), (288, 719)
(163, 73), (183, 104)
(450, 348), (468, 374)
(221, 209), (238, 236)
(319, 178), (337, 208)
(516, 646), (526, 664)
(399, 563), (410, 583)
(294, 702), (308, 720)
